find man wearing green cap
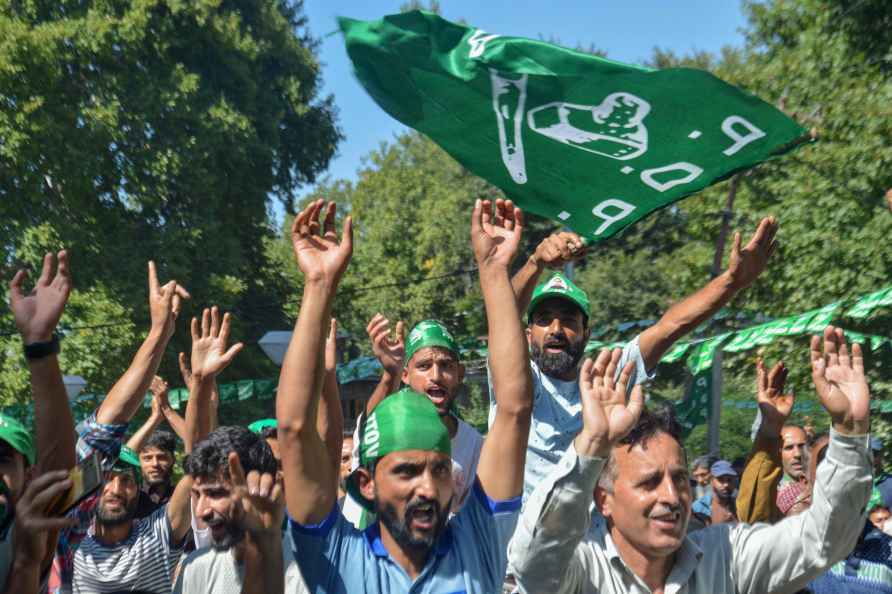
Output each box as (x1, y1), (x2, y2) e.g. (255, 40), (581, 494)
(502, 217), (779, 500)
(2, 250), (80, 594)
(277, 198), (532, 593)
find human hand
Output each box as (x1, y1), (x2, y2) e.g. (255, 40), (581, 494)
(150, 376), (170, 417)
(178, 351), (194, 392)
(290, 200), (353, 286)
(574, 349), (645, 459)
(725, 216), (778, 290)
(531, 231), (587, 270)
(9, 250), (72, 344)
(811, 326), (870, 435)
(148, 261), (190, 339)
(366, 314), (405, 375)
(755, 359), (794, 436)
(228, 452), (284, 538)
(189, 307), (244, 382)
(471, 199), (524, 270)
(12, 470), (77, 568)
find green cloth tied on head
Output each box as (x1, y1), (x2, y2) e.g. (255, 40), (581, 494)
(0, 413), (35, 466)
(405, 319), (459, 363)
(868, 486), (885, 513)
(113, 445), (142, 483)
(248, 418), (277, 435)
(527, 272), (591, 323)
(346, 388), (451, 511)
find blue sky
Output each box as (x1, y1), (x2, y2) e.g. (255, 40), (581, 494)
(299, 1), (749, 195)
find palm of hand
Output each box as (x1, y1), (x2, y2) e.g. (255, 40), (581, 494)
(13, 288), (66, 341)
(823, 364), (869, 420)
(294, 233), (349, 282)
(191, 338), (229, 378)
(476, 224), (520, 267)
(375, 339), (405, 369)
(581, 386), (637, 444)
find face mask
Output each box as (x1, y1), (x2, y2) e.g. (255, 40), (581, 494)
(882, 518), (892, 538)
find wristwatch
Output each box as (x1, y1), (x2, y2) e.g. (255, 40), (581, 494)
(23, 335), (60, 360)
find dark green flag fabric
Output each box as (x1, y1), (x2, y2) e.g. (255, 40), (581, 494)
(340, 11), (810, 240)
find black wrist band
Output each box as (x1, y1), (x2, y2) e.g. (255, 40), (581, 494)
(24, 335), (60, 360)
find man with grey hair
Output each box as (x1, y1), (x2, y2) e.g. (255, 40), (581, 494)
(690, 456), (713, 500)
(510, 328), (873, 594)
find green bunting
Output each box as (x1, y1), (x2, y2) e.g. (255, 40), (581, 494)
(340, 11), (808, 239)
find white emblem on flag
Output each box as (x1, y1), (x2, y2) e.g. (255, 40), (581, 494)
(490, 70), (529, 184)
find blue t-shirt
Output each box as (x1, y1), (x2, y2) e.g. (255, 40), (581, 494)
(290, 478), (521, 594)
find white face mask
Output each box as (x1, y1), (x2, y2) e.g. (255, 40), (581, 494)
(882, 518), (892, 538)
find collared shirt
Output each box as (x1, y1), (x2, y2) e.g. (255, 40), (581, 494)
(290, 478), (521, 593)
(136, 480), (174, 519)
(509, 429), (871, 594)
(49, 412), (128, 594)
(488, 336), (652, 501)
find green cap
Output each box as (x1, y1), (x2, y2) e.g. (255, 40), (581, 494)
(404, 320), (459, 363)
(248, 419), (277, 435)
(346, 388), (451, 511)
(527, 272), (591, 323)
(113, 445), (142, 482)
(0, 414), (34, 466)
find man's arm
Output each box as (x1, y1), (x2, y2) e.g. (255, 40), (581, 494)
(319, 317), (345, 484)
(511, 349), (644, 594)
(178, 351), (219, 432)
(277, 200), (352, 524)
(736, 359), (790, 524)
(96, 261), (189, 425)
(510, 231), (586, 313)
(168, 306), (244, 542)
(9, 251), (76, 475)
(730, 328), (872, 594)
(363, 313), (404, 415)
(638, 217), (778, 370)
(473, 199), (534, 500)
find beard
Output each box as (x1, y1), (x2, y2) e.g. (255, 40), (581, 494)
(96, 496), (137, 526)
(207, 517), (246, 551)
(531, 334), (585, 377)
(144, 471), (171, 488)
(376, 495), (451, 555)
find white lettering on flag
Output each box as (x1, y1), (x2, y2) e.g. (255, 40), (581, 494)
(592, 199), (635, 235)
(721, 116), (766, 156)
(640, 162), (704, 193)
(468, 30), (499, 58)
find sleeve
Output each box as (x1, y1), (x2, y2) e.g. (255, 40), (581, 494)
(452, 479), (522, 593)
(617, 335), (655, 389)
(154, 504), (185, 552)
(735, 432), (783, 524)
(288, 504), (358, 592)
(509, 444), (604, 594)
(74, 411), (128, 469)
(729, 429), (872, 594)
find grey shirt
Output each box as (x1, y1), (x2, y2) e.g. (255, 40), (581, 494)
(509, 428), (872, 594)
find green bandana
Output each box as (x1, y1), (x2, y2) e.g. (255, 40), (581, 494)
(346, 388), (451, 511)
(114, 445), (142, 483)
(248, 418), (277, 435)
(405, 319), (459, 363)
(527, 272), (591, 322)
(868, 486), (885, 513)
(0, 413), (34, 466)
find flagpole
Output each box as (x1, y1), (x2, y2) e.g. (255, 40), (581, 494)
(707, 174), (741, 456)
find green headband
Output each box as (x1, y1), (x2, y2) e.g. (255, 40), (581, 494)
(0, 414), (35, 466)
(405, 320), (459, 363)
(248, 419), (277, 435)
(113, 446), (142, 483)
(346, 388), (451, 511)
(527, 272), (591, 323)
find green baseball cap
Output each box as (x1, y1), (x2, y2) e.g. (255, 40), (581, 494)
(0, 414), (35, 466)
(112, 445), (143, 482)
(346, 388), (451, 511)
(248, 419), (277, 435)
(527, 272), (591, 323)
(405, 320), (459, 363)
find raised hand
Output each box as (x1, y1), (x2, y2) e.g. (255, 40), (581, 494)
(811, 326), (870, 435)
(755, 358), (794, 435)
(12, 470), (77, 569)
(471, 198), (524, 269)
(725, 216), (778, 290)
(366, 313), (405, 375)
(228, 452), (284, 537)
(9, 250), (72, 343)
(290, 199), (353, 286)
(190, 306), (244, 382)
(178, 351), (194, 391)
(532, 231), (587, 270)
(148, 261), (190, 339)
(574, 348), (645, 459)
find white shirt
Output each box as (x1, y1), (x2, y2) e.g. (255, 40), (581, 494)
(508, 429), (872, 594)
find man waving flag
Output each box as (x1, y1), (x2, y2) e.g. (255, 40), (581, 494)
(339, 10), (809, 240)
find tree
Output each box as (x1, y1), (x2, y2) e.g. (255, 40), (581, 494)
(0, 0), (340, 405)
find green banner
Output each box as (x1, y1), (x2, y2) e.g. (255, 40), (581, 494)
(847, 286), (892, 319)
(340, 11), (808, 240)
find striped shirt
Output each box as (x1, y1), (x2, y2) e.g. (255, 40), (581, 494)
(72, 506), (182, 594)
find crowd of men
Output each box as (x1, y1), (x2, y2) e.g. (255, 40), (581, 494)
(0, 198), (881, 593)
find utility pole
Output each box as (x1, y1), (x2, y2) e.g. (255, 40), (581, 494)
(707, 174), (741, 456)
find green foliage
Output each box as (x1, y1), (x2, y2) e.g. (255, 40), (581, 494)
(1, 0), (339, 406)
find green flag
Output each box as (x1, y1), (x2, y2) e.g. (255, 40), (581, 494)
(340, 11), (810, 240)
